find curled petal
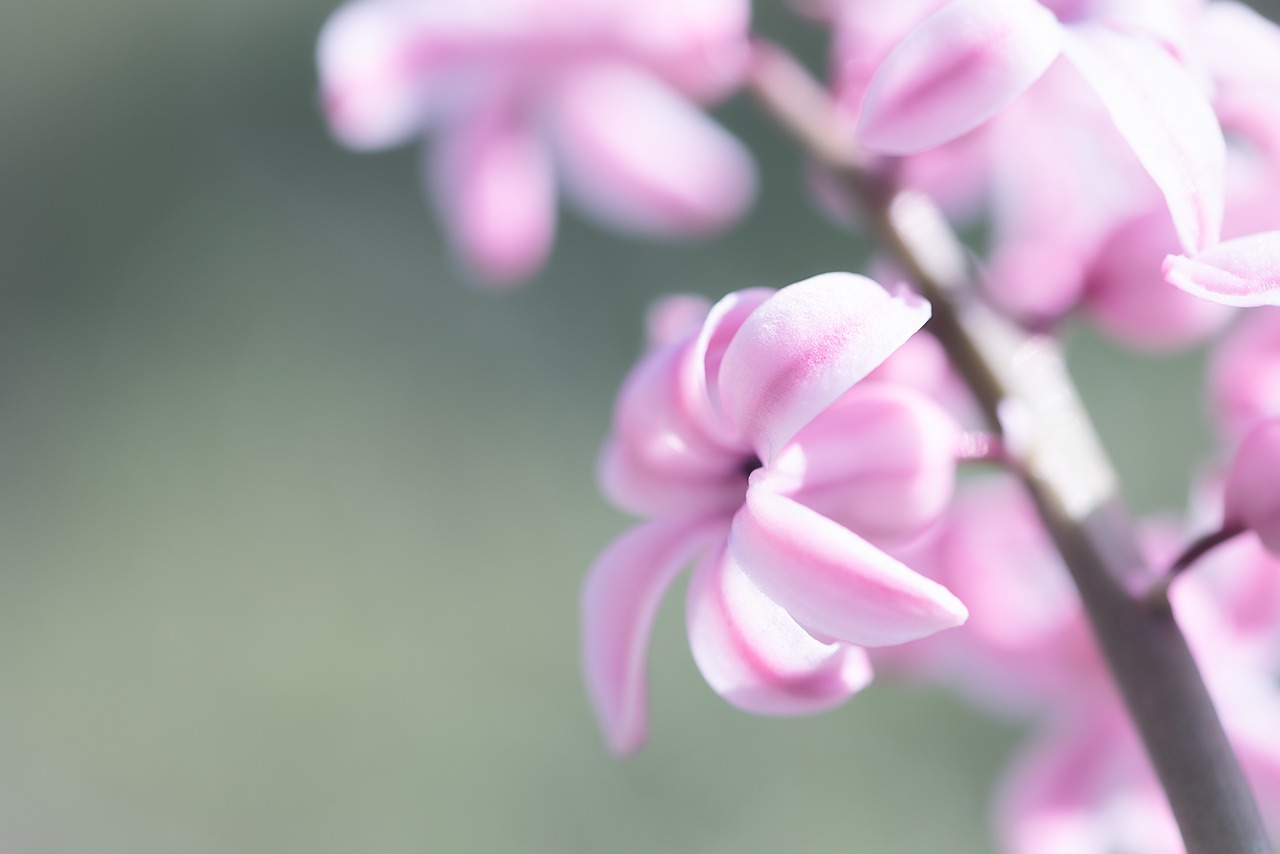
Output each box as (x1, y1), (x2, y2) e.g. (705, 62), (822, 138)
(1163, 231), (1280, 306)
(694, 287), (775, 438)
(768, 384), (959, 542)
(581, 515), (727, 754)
(716, 273), (931, 464)
(552, 65), (756, 238)
(598, 435), (746, 519)
(856, 0), (1064, 153)
(603, 328), (751, 517)
(1062, 26), (1225, 255)
(731, 488), (967, 647)
(1224, 419), (1280, 554)
(430, 107), (556, 286)
(686, 542), (873, 716)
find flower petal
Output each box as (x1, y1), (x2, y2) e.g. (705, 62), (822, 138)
(716, 273), (931, 464)
(686, 541), (873, 716)
(581, 515), (727, 754)
(317, 0), (493, 150)
(1163, 230), (1280, 306)
(1207, 306), (1280, 439)
(731, 488), (967, 647)
(1083, 210), (1235, 351)
(602, 325), (751, 517)
(317, 0), (432, 150)
(768, 384), (959, 542)
(1224, 418), (1280, 555)
(856, 0), (1064, 153)
(552, 65), (756, 238)
(996, 713), (1182, 854)
(1061, 25), (1225, 254)
(429, 105), (556, 286)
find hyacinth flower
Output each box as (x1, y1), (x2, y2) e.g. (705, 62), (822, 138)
(855, 0), (1219, 252)
(852, 0), (1280, 308)
(581, 272), (968, 754)
(1224, 419), (1280, 555)
(979, 57), (1237, 350)
(316, 0), (757, 285)
(1208, 306), (1280, 441)
(884, 477), (1280, 852)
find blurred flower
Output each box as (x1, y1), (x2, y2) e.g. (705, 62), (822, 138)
(886, 474), (1280, 852)
(855, 0), (1220, 257)
(581, 273), (966, 754)
(1208, 306), (1280, 440)
(1224, 418), (1280, 554)
(317, 0), (757, 285)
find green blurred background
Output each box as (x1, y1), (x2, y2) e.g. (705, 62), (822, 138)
(0, 1), (1254, 851)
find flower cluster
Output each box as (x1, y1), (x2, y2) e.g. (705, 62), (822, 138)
(317, 0), (756, 284)
(581, 273), (966, 753)
(316, 0), (1280, 850)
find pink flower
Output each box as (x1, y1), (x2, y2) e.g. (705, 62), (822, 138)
(1208, 306), (1280, 440)
(581, 273), (968, 754)
(894, 474), (1280, 852)
(316, 0), (756, 285)
(855, 0), (1222, 261)
(1224, 418), (1280, 555)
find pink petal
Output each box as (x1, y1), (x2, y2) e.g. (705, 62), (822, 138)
(730, 488), (967, 647)
(1224, 418), (1280, 555)
(1061, 25), (1225, 255)
(766, 384), (959, 542)
(317, 0), (430, 151)
(856, 0), (1064, 153)
(1083, 210), (1235, 351)
(1163, 230), (1280, 306)
(996, 713), (1182, 854)
(597, 435), (746, 519)
(602, 326), (752, 518)
(552, 65), (756, 238)
(581, 514), (728, 755)
(644, 294), (713, 347)
(1201, 1), (1280, 93)
(613, 0), (752, 99)
(430, 105), (556, 287)
(694, 286), (775, 437)
(928, 477), (1098, 710)
(685, 542), (873, 716)
(1207, 306), (1280, 439)
(317, 0), (492, 150)
(716, 273), (932, 464)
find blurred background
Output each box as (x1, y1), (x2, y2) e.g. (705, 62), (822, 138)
(0, 1), (1248, 851)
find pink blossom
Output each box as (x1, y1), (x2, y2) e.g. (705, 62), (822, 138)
(581, 273), (967, 754)
(1208, 306), (1280, 440)
(1224, 418), (1280, 555)
(316, 0), (756, 285)
(1158, 3), (1280, 306)
(855, 0), (1223, 261)
(894, 474), (1280, 851)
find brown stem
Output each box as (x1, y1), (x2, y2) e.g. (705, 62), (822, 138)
(1145, 522), (1249, 608)
(747, 40), (1272, 854)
